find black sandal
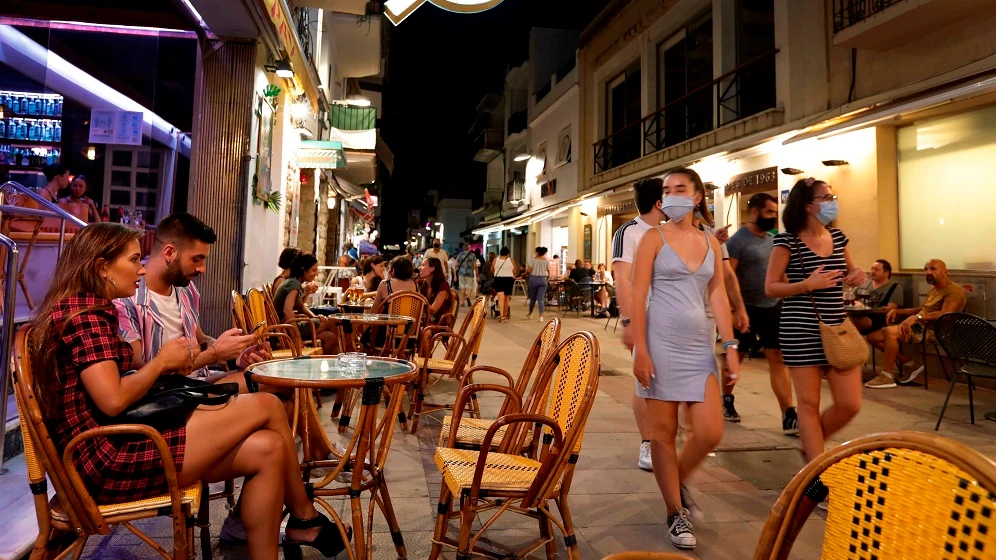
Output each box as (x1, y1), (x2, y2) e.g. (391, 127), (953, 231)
(282, 513), (352, 559)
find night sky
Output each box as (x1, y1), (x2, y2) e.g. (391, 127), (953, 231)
(379, 0), (604, 243)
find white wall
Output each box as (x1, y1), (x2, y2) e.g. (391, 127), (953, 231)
(242, 44), (292, 289)
(526, 83), (579, 210)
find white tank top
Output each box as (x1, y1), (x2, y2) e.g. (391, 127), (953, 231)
(493, 257), (515, 277)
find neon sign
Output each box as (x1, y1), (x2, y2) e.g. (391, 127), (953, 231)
(384, 0), (504, 25)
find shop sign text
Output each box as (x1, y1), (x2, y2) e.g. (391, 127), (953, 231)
(725, 166), (778, 195)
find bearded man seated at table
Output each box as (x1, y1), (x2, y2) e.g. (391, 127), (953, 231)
(863, 259), (968, 389)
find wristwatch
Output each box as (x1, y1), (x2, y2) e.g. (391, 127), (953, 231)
(916, 313), (923, 322)
(621, 318), (631, 327)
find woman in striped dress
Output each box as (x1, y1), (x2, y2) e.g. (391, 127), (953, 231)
(764, 178), (866, 461)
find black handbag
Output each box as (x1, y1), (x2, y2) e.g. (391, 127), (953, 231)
(107, 375), (239, 430)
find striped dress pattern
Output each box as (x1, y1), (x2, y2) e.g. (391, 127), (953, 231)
(773, 228), (849, 367)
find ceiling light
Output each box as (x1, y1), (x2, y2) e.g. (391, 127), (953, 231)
(822, 160), (849, 166)
(274, 60), (294, 78)
(513, 154), (531, 162)
(86, 146), (96, 160)
(780, 167), (805, 175)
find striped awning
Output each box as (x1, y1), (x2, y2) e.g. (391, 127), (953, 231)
(299, 140), (346, 169)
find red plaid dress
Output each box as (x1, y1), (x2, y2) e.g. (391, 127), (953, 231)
(51, 294), (187, 503)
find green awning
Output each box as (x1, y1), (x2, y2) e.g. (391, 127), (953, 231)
(299, 140), (346, 169)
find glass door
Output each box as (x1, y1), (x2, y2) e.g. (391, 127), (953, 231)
(103, 147), (163, 224)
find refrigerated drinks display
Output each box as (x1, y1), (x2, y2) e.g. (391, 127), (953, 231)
(0, 90), (64, 176)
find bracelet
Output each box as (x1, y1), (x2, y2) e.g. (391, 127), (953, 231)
(721, 340), (739, 350)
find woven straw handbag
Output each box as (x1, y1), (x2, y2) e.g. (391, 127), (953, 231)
(793, 238), (868, 370)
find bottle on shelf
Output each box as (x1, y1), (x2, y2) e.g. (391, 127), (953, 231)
(19, 148), (28, 167)
(100, 205), (110, 223)
(134, 210), (144, 228)
(10, 96), (19, 114)
(120, 209), (131, 225)
(53, 122), (61, 142)
(0, 119), (5, 140)
(55, 98), (62, 116)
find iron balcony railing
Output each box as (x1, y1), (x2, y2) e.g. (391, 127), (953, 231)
(833, 0), (904, 33)
(593, 48), (778, 175)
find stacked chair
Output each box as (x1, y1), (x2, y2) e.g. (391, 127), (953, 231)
(408, 297), (488, 433)
(430, 331), (600, 560)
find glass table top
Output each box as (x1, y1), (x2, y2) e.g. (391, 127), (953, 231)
(326, 314), (413, 322)
(247, 357), (415, 384)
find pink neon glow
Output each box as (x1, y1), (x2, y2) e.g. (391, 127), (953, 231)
(0, 17), (197, 39)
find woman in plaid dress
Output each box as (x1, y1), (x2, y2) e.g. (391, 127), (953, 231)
(31, 223), (349, 559)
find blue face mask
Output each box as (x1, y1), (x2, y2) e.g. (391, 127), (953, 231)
(662, 195), (696, 221)
(815, 200), (838, 225)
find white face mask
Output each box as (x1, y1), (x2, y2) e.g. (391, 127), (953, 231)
(661, 195), (696, 221)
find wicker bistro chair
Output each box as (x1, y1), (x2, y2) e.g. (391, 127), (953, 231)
(11, 325), (201, 560)
(375, 290), (430, 361)
(438, 318), (562, 451)
(436, 288), (461, 330)
(560, 279), (586, 318)
(601, 554), (692, 560)
(409, 297), (488, 434)
(245, 288), (322, 359)
(932, 312), (996, 430)
(753, 430), (996, 560)
(430, 331), (600, 560)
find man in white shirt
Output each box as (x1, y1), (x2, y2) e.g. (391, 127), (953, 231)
(426, 238), (450, 277)
(610, 178), (666, 472)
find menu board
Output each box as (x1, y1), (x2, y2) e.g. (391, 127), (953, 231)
(89, 109), (144, 145)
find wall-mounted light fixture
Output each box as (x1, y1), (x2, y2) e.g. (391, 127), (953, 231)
(780, 167), (805, 175)
(821, 160), (849, 166)
(513, 153), (531, 162)
(265, 59), (294, 79)
(86, 146), (97, 161)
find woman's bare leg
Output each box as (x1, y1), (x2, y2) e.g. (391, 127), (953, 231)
(791, 366), (826, 460)
(821, 366), (862, 440)
(644, 398), (681, 514)
(678, 375), (724, 481)
(179, 394), (346, 549)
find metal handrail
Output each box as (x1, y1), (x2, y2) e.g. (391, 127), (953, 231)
(0, 233), (18, 475)
(0, 181), (87, 259)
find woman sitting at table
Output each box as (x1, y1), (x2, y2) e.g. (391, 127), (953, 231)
(31, 223), (349, 559)
(351, 255), (385, 297)
(595, 263), (614, 317)
(273, 247), (300, 293)
(419, 257), (451, 324)
(57, 175), (99, 223)
(371, 257), (418, 312)
(273, 253), (339, 354)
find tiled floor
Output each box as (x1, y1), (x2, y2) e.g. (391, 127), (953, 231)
(3, 307), (996, 559)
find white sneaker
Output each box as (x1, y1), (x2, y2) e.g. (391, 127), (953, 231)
(638, 441), (653, 471)
(899, 364), (925, 384)
(538, 315), (544, 322)
(667, 509), (696, 549)
(525, 313), (533, 320)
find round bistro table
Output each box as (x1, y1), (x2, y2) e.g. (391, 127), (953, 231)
(245, 356), (416, 560)
(326, 314), (417, 432)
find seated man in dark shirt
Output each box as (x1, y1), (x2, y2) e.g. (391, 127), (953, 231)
(569, 259), (590, 283)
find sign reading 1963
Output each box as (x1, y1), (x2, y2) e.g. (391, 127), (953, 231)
(725, 166), (778, 194)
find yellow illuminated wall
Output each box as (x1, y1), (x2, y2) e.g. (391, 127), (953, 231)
(898, 105), (996, 271)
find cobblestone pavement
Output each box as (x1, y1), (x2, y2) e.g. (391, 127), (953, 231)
(64, 306), (996, 559)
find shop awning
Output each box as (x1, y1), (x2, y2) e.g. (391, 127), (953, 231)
(0, 24), (190, 155)
(329, 127), (376, 150)
(784, 72), (996, 145)
(299, 140), (346, 169)
(330, 172), (366, 201)
(471, 202), (575, 236)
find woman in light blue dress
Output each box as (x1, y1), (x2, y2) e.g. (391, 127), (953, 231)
(630, 168), (741, 550)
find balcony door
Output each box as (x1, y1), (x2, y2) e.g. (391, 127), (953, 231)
(658, 12), (713, 147)
(732, 0), (776, 123)
(606, 65), (641, 168)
